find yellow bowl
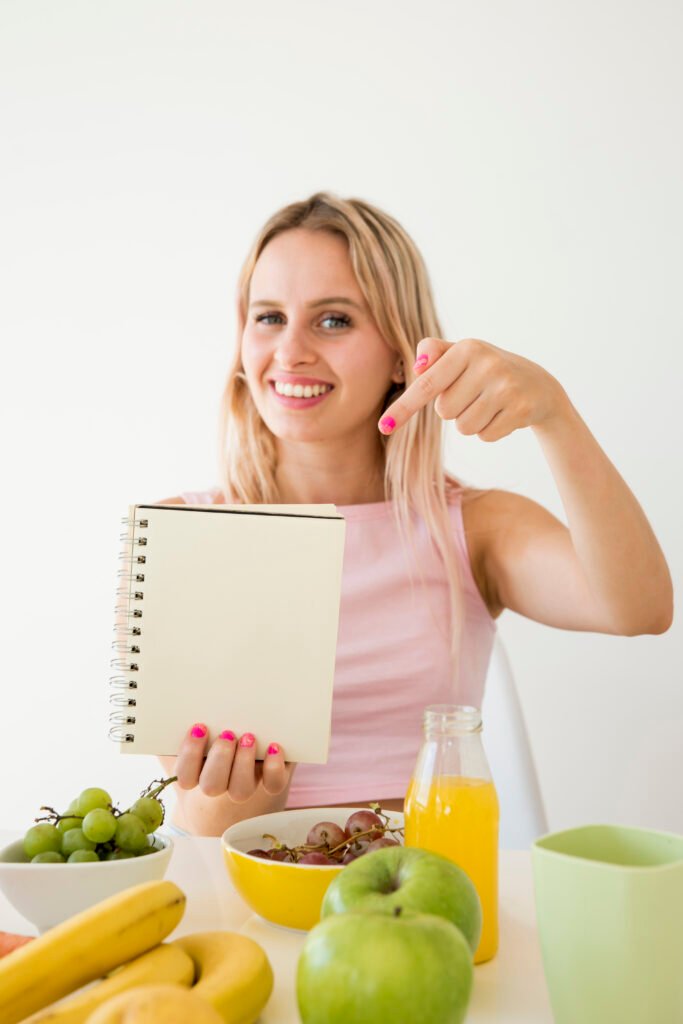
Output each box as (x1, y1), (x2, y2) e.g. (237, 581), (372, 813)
(222, 806), (404, 931)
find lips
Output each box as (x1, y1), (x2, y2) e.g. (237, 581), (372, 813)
(268, 374), (334, 387)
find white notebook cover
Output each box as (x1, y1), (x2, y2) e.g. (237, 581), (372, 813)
(113, 503), (346, 762)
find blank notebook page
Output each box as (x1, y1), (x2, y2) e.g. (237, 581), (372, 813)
(113, 503), (345, 762)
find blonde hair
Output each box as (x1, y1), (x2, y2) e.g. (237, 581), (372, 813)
(218, 191), (464, 676)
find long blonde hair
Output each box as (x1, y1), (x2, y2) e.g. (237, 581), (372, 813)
(218, 191), (464, 674)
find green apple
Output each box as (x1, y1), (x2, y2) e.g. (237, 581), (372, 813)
(321, 845), (482, 954)
(297, 907), (473, 1024)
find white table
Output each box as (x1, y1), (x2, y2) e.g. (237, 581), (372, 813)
(0, 833), (554, 1022)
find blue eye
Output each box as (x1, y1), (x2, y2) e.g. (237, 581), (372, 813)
(321, 314), (351, 329)
(255, 313), (283, 325)
(254, 313), (352, 329)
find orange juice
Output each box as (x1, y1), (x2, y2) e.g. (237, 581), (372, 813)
(404, 774), (499, 963)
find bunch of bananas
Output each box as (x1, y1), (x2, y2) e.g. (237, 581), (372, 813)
(0, 880), (273, 1024)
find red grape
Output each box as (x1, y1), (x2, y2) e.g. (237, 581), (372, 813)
(246, 849), (270, 859)
(269, 849), (293, 861)
(344, 810), (384, 841)
(366, 836), (400, 853)
(305, 821), (347, 849)
(299, 851), (335, 865)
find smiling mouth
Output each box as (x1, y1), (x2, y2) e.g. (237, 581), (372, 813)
(271, 381), (334, 398)
(268, 380), (335, 408)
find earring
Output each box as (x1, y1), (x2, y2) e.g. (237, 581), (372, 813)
(395, 360), (405, 381)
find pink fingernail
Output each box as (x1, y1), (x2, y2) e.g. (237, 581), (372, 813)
(413, 354), (429, 371)
(239, 733), (255, 748)
(267, 743), (280, 755)
(219, 730), (235, 741)
(379, 415), (396, 435)
(191, 723), (207, 738)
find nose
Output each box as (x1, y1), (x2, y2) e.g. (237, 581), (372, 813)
(273, 325), (317, 369)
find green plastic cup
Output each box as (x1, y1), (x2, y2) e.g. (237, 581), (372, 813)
(532, 824), (683, 1023)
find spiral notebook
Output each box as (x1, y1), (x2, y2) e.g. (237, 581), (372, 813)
(111, 503), (346, 762)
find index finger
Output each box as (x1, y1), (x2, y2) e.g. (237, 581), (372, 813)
(378, 343), (467, 434)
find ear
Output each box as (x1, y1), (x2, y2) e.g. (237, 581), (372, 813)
(391, 358), (405, 384)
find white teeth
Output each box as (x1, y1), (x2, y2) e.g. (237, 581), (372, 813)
(273, 381), (332, 398)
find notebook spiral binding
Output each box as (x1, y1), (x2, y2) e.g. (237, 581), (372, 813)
(109, 514), (149, 743)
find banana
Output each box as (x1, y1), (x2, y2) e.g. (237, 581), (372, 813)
(21, 942), (194, 1024)
(0, 879), (186, 1024)
(85, 983), (224, 1023)
(173, 932), (274, 1024)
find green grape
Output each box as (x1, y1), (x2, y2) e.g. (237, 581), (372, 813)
(105, 849), (134, 860)
(32, 851), (65, 863)
(57, 815), (83, 834)
(82, 808), (117, 844)
(61, 828), (96, 857)
(129, 797), (164, 834)
(57, 798), (83, 833)
(136, 844), (156, 856)
(77, 788), (112, 816)
(115, 813), (148, 853)
(24, 824), (62, 858)
(68, 849), (99, 863)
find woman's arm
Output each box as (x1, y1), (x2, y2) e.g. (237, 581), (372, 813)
(464, 413), (673, 634)
(528, 394), (672, 634)
(382, 337), (673, 636)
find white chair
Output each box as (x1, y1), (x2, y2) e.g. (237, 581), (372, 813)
(481, 636), (548, 849)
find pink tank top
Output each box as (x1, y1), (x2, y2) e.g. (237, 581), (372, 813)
(178, 488), (496, 806)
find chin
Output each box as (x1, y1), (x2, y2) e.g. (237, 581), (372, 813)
(258, 406), (334, 443)
(270, 422), (335, 444)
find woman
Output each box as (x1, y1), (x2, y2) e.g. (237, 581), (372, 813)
(158, 191), (672, 836)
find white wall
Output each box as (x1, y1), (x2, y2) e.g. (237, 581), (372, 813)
(1, 0), (680, 834)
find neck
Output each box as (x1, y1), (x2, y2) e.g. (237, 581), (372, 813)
(274, 433), (387, 506)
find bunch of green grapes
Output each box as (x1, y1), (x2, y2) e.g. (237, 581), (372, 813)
(22, 778), (176, 864)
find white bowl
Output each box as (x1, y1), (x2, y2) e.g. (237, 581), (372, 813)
(0, 836), (173, 932)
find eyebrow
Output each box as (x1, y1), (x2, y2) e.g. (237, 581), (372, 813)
(249, 296), (364, 311)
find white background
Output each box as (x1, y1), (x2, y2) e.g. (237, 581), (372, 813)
(0, 0), (680, 834)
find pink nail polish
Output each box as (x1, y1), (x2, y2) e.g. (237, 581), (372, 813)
(239, 732), (255, 748)
(413, 354), (429, 371)
(379, 415), (396, 435)
(191, 724), (207, 738)
(267, 743), (280, 755)
(219, 730), (235, 741)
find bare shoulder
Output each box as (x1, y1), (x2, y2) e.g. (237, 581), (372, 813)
(459, 486), (564, 617)
(460, 485), (548, 527)
(462, 485), (565, 532)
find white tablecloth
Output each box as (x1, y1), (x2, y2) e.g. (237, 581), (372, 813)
(0, 832), (554, 1022)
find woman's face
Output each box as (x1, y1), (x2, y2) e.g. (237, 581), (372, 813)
(241, 228), (402, 445)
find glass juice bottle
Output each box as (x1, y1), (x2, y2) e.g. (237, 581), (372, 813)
(404, 704), (499, 964)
